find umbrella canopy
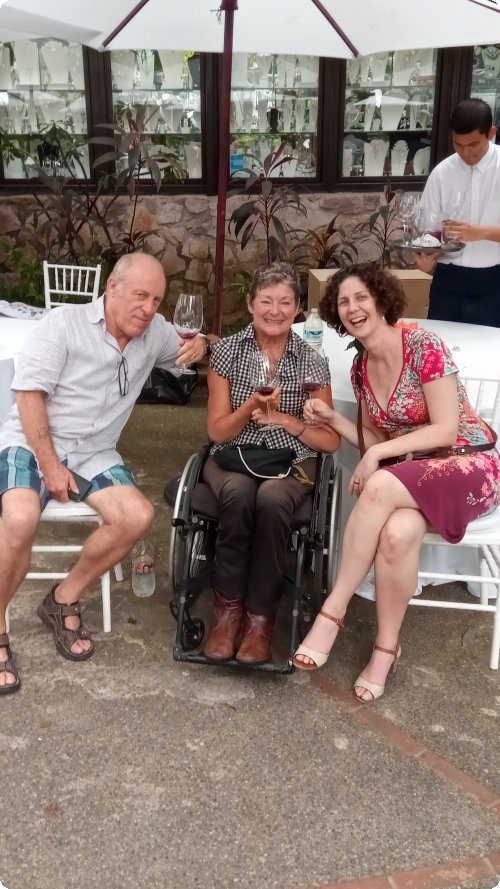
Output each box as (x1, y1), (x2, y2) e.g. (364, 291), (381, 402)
(2, 0), (500, 331)
(2, 0), (500, 55)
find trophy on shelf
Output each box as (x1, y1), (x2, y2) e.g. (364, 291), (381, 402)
(267, 107), (281, 133)
(342, 147), (353, 176)
(364, 139), (388, 176)
(294, 97), (306, 132)
(281, 97), (293, 132)
(307, 97), (318, 131)
(241, 98), (254, 131)
(257, 97), (268, 132)
(390, 140), (409, 175)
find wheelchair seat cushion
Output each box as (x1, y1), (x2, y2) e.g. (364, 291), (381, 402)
(189, 482), (313, 528)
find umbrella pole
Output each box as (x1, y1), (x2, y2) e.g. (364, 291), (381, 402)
(213, 0), (238, 336)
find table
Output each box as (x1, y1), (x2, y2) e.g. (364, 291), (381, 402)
(0, 318), (39, 421)
(293, 318), (500, 599)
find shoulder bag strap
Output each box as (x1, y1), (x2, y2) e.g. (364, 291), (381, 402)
(355, 351), (366, 457)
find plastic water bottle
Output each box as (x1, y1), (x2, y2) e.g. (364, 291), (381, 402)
(131, 540), (156, 598)
(303, 307), (324, 351)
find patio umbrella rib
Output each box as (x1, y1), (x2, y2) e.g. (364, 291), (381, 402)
(309, 0), (359, 57)
(102, 0), (153, 48)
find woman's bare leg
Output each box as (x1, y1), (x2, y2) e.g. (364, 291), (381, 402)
(295, 471), (420, 666)
(354, 508), (427, 700)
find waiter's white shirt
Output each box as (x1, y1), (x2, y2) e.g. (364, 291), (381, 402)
(421, 141), (500, 268)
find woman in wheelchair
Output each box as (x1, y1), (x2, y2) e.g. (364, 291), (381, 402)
(294, 263), (500, 700)
(202, 262), (340, 665)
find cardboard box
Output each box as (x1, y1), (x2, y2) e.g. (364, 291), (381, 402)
(307, 268), (431, 319)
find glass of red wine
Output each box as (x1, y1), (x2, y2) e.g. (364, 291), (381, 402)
(249, 349), (280, 433)
(173, 292), (203, 375)
(297, 345), (329, 425)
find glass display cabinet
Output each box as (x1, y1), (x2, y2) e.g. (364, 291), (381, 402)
(470, 44), (500, 133)
(110, 50), (203, 181)
(229, 53), (319, 178)
(0, 38), (88, 179)
(342, 48), (437, 179)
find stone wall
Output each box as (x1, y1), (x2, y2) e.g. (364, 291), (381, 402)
(0, 189), (394, 331)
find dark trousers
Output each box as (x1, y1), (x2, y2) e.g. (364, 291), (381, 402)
(429, 263), (500, 328)
(202, 455), (317, 615)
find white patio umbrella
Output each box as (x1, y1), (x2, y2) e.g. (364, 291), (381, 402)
(2, 0), (500, 330)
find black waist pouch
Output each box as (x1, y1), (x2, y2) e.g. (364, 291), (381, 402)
(213, 444), (296, 479)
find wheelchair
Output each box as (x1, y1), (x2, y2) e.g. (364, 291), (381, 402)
(167, 447), (342, 673)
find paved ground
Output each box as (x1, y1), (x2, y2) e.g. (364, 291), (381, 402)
(2, 376), (500, 889)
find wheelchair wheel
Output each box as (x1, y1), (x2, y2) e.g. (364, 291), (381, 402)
(170, 521), (215, 597)
(324, 465), (342, 593)
(167, 449), (207, 593)
(310, 457), (336, 614)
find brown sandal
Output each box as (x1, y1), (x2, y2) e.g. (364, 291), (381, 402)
(0, 632), (21, 695)
(37, 585), (94, 662)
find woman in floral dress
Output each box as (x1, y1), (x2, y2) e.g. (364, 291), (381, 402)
(294, 263), (500, 701)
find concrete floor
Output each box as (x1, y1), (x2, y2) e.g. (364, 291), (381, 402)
(2, 376), (500, 889)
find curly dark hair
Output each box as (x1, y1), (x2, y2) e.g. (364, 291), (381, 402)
(319, 263), (407, 335)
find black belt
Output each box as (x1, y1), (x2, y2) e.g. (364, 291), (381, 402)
(380, 440), (496, 466)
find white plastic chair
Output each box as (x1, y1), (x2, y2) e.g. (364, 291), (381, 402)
(6, 500), (123, 635)
(412, 376), (500, 669)
(43, 261), (101, 309)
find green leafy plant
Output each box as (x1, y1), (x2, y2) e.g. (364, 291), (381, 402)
(356, 177), (409, 269)
(228, 141), (307, 264)
(0, 239), (44, 306)
(289, 215), (358, 270)
(0, 105), (187, 302)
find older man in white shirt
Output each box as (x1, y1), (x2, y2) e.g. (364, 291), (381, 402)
(0, 252), (208, 694)
(415, 98), (500, 328)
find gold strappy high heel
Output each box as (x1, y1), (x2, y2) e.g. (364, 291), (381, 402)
(293, 610), (345, 672)
(353, 642), (401, 703)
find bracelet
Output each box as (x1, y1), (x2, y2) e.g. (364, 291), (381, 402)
(295, 423), (306, 438)
(199, 334), (211, 358)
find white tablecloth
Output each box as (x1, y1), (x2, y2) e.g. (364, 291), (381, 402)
(0, 318), (39, 421)
(293, 318), (500, 598)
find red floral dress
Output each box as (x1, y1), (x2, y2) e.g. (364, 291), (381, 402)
(351, 328), (500, 542)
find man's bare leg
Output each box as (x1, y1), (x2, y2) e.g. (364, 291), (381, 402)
(0, 489), (41, 687)
(49, 486), (155, 655)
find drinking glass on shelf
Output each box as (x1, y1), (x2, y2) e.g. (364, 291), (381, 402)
(173, 292), (203, 375)
(249, 349), (280, 432)
(395, 192), (420, 246)
(297, 346), (329, 425)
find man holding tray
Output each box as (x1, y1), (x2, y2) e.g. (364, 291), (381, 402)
(414, 98), (500, 328)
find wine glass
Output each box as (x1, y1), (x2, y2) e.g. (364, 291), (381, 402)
(443, 190), (465, 244)
(297, 346), (329, 425)
(173, 292), (203, 375)
(395, 192), (420, 246)
(249, 349), (280, 432)
(415, 206), (442, 243)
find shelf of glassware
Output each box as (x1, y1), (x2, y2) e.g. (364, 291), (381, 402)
(343, 82), (434, 178)
(229, 85), (318, 137)
(112, 87), (202, 135)
(228, 84), (318, 177)
(0, 85), (89, 179)
(112, 87), (203, 180)
(229, 133), (317, 179)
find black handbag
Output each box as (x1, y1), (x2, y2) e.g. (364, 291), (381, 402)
(213, 443), (296, 479)
(136, 368), (198, 405)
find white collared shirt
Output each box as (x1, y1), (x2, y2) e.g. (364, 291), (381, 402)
(421, 141), (500, 268)
(0, 297), (180, 478)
